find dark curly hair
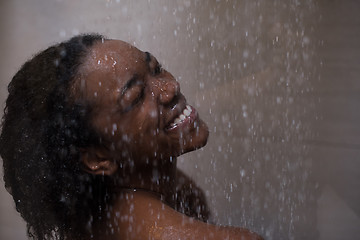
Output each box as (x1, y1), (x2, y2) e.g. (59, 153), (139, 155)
(0, 34), (113, 240)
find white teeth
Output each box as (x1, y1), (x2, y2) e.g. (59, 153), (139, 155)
(183, 109), (191, 116)
(179, 114), (186, 120)
(168, 105), (193, 128)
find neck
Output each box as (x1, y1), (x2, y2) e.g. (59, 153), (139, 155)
(111, 156), (177, 206)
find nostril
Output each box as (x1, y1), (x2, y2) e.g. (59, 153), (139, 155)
(165, 94), (179, 109)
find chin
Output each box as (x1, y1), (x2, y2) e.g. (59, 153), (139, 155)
(178, 120), (209, 156)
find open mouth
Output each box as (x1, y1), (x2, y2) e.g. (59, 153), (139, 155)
(165, 105), (197, 131)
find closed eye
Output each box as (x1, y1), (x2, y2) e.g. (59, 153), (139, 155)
(120, 77), (145, 112)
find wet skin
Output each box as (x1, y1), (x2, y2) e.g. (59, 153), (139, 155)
(74, 40), (209, 165)
(73, 39), (210, 209)
(72, 40), (263, 240)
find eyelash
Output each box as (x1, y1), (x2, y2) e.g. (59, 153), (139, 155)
(121, 82), (145, 113)
(133, 87), (144, 105)
(122, 88), (144, 113)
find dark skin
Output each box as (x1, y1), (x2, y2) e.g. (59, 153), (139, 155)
(72, 40), (263, 240)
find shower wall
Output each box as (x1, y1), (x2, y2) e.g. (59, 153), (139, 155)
(0, 0), (359, 239)
(312, 0), (360, 239)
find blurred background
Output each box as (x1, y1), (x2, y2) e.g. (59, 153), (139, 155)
(0, 0), (359, 239)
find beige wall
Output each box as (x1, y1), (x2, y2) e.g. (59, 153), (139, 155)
(0, 0), (359, 239)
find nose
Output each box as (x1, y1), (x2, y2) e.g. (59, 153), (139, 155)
(152, 74), (180, 104)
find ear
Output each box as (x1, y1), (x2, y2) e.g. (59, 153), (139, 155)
(80, 148), (118, 176)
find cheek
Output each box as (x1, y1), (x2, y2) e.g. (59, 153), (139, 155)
(140, 105), (159, 122)
(135, 106), (159, 134)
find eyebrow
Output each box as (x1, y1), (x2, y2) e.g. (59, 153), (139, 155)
(121, 75), (139, 95)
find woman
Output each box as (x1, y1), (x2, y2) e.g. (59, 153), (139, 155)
(0, 34), (263, 240)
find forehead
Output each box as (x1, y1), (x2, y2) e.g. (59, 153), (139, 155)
(83, 39), (145, 71)
(71, 40), (147, 104)
(76, 40), (147, 90)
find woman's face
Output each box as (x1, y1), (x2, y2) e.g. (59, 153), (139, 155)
(75, 40), (208, 163)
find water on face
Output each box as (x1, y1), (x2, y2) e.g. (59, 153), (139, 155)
(1, 0), (324, 239)
(167, 1), (319, 239)
(75, 0), (320, 239)
(88, 0), (318, 239)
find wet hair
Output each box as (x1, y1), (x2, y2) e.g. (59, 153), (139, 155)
(0, 34), (111, 239)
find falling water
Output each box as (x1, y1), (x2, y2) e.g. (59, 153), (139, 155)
(173, 1), (319, 239)
(3, 0), (360, 239)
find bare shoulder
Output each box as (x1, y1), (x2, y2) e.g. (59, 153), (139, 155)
(175, 169), (210, 221)
(113, 190), (263, 240)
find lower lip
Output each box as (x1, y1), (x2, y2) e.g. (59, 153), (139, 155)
(165, 105), (198, 132)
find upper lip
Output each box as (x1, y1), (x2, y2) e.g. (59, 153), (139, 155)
(164, 98), (187, 130)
